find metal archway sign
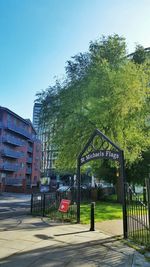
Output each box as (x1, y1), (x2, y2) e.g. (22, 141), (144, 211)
(77, 129), (127, 239)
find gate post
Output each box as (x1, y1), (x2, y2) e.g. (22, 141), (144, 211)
(120, 150), (127, 239)
(145, 178), (150, 229)
(77, 158), (81, 223)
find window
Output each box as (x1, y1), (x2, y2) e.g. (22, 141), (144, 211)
(20, 163), (24, 168)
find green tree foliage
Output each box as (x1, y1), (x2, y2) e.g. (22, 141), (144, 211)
(126, 150), (150, 184)
(37, 34), (150, 178)
(89, 34), (126, 67)
(132, 45), (149, 64)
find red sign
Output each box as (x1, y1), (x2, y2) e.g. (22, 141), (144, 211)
(58, 199), (71, 213)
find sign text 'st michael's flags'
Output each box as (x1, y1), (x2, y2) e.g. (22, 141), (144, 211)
(80, 150), (120, 165)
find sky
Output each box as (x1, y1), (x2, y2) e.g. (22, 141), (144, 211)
(0, 0), (150, 120)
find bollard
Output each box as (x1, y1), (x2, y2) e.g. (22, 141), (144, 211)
(42, 193), (46, 217)
(90, 202), (95, 231)
(31, 193), (33, 214)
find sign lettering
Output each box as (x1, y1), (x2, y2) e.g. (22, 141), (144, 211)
(80, 150), (120, 165)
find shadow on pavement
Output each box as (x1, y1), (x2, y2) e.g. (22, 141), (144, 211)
(0, 235), (133, 267)
(54, 230), (90, 236)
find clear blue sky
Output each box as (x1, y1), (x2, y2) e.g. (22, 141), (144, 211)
(0, 0), (150, 120)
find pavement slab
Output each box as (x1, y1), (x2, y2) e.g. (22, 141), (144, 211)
(96, 219), (123, 237)
(0, 247), (19, 261)
(0, 193), (150, 267)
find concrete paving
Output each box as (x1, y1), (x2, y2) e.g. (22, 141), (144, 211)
(0, 192), (150, 266)
(0, 215), (149, 267)
(96, 219), (123, 236)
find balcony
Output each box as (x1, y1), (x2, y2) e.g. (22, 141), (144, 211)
(0, 122), (2, 129)
(3, 136), (25, 146)
(0, 163), (19, 172)
(5, 177), (23, 185)
(7, 122), (33, 140)
(26, 167), (32, 174)
(27, 157), (32, 163)
(1, 148), (24, 158)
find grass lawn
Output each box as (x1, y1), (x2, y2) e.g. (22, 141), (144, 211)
(80, 201), (123, 224)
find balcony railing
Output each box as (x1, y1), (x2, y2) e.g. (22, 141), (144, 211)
(1, 148), (24, 158)
(5, 177), (23, 185)
(3, 136), (25, 146)
(0, 163), (19, 172)
(7, 122), (34, 140)
(26, 168), (32, 174)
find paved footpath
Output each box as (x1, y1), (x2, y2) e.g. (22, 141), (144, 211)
(96, 219), (123, 236)
(0, 215), (150, 267)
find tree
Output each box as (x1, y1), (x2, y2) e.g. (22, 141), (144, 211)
(126, 150), (150, 185)
(89, 34), (126, 67)
(37, 34), (150, 184)
(132, 45), (149, 64)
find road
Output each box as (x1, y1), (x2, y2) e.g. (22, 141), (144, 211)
(0, 192), (31, 230)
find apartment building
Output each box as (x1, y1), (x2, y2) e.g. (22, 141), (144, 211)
(32, 102), (57, 178)
(32, 103), (74, 187)
(32, 102), (42, 134)
(0, 106), (41, 193)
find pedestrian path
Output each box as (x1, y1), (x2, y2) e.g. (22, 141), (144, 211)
(0, 215), (150, 266)
(96, 219), (123, 236)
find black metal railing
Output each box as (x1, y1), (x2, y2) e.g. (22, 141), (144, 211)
(31, 192), (77, 223)
(126, 181), (150, 246)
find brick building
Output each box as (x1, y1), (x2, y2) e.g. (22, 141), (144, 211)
(0, 106), (41, 193)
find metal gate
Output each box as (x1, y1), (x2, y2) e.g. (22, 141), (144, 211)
(76, 129), (127, 238)
(126, 179), (150, 245)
